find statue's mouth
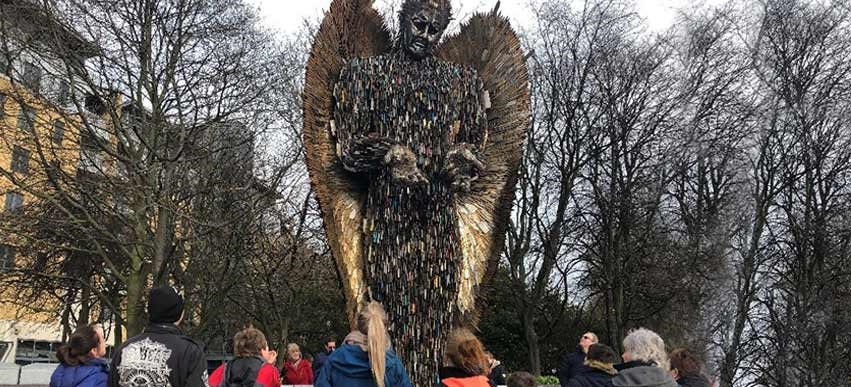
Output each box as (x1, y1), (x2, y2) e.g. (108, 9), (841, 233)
(409, 38), (428, 52)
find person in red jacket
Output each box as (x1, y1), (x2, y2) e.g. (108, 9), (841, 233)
(282, 343), (314, 385)
(438, 328), (495, 387)
(209, 327), (280, 387)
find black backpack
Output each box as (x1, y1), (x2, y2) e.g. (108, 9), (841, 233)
(220, 357), (264, 387)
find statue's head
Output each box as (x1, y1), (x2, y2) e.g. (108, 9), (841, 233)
(398, 0), (451, 60)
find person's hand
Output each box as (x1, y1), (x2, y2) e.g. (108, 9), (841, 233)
(261, 348), (278, 365)
(384, 144), (428, 186)
(444, 143), (484, 192)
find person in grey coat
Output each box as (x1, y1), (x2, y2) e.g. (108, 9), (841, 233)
(612, 328), (678, 387)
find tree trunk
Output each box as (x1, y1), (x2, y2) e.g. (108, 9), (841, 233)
(522, 306), (542, 375)
(60, 289), (76, 342)
(77, 284), (91, 326)
(125, 259), (146, 336)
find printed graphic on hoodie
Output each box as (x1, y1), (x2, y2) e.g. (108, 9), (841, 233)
(118, 338), (174, 387)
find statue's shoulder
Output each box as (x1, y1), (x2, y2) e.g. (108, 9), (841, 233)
(432, 57), (482, 82)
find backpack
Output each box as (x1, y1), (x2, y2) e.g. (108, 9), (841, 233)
(220, 357), (264, 387)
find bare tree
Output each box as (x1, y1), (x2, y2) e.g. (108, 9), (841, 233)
(0, 0), (285, 337)
(746, 1), (851, 386)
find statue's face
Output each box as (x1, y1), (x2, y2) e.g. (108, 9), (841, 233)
(401, 5), (446, 60)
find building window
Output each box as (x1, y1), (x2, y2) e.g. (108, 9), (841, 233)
(17, 104), (35, 131)
(0, 244), (14, 271)
(52, 120), (65, 145)
(4, 192), (23, 213)
(11, 146), (30, 174)
(22, 61), (42, 93)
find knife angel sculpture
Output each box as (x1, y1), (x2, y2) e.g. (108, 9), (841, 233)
(302, 0), (528, 384)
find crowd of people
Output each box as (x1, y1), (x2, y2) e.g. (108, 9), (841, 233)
(557, 330), (713, 387)
(48, 286), (714, 387)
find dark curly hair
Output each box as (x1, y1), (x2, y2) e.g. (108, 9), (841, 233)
(56, 325), (100, 365)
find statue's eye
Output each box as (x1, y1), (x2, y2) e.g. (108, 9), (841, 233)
(414, 20), (428, 31)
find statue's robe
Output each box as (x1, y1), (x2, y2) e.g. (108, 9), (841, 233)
(333, 51), (485, 384)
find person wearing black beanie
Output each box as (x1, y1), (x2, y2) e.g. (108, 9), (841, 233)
(148, 285), (185, 323)
(109, 286), (208, 387)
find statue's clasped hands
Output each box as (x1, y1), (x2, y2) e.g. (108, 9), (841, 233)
(383, 143), (484, 192)
(384, 144), (429, 186)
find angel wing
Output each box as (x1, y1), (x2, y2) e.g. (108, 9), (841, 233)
(303, 0), (391, 327)
(437, 7), (530, 322)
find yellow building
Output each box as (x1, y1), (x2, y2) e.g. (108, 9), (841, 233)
(0, 0), (117, 363)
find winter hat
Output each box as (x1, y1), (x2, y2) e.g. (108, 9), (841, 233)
(612, 366), (679, 387)
(148, 286), (184, 323)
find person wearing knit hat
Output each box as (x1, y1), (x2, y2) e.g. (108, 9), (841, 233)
(148, 285), (185, 323)
(109, 286), (208, 387)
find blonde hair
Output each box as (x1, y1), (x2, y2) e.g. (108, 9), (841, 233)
(445, 328), (489, 376)
(286, 343), (300, 360)
(357, 301), (389, 387)
(622, 328), (670, 370)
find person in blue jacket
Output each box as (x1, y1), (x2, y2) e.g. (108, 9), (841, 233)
(314, 301), (412, 387)
(50, 324), (109, 387)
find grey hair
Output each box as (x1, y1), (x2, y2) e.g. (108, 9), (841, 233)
(622, 328), (670, 370)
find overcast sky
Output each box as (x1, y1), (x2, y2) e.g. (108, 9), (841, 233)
(248, 0), (720, 35)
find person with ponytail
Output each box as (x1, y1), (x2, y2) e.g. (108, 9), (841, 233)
(314, 301), (412, 387)
(438, 328), (495, 387)
(50, 324), (108, 387)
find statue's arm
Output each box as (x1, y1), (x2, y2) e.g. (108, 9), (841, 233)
(332, 62), (427, 185)
(445, 73), (488, 192)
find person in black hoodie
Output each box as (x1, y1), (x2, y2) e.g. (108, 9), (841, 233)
(669, 349), (711, 387)
(559, 332), (599, 387)
(109, 286), (207, 387)
(566, 344), (618, 387)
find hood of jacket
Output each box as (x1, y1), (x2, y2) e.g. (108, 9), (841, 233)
(52, 358), (109, 387)
(227, 356), (264, 384)
(326, 343), (379, 380)
(612, 365), (678, 387)
(586, 359), (617, 375)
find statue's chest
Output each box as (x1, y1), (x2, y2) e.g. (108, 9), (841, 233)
(367, 60), (473, 145)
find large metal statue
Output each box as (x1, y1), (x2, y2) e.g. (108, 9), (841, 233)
(303, 0), (529, 385)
